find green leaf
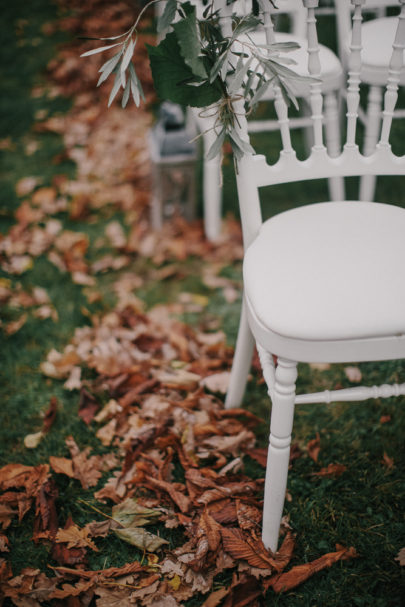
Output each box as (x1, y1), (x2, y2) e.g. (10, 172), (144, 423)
(108, 71), (123, 107)
(157, 0), (177, 33)
(231, 15), (262, 41)
(129, 63), (144, 106)
(114, 527), (169, 552)
(121, 38), (135, 74)
(147, 33), (222, 107)
(205, 127), (226, 161)
(228, 54), (253, 95)
(122, 78), (131, 108)
(172, 9), (207, 79)
(97, 52), (122, 86)
(80, 42), (121, 57)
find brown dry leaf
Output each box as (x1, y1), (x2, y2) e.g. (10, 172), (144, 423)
(235, 501), (262, 533)
(198, 511), (222, 552)
(146, 477), (191, 513)
(266, 545), (358, 593)
(78, 388), (100, 425)
(0, 503), (17, 530)
(56, 522), (99, 551)
(221, 527), (276, 570)
(5, 313), (28, 335)
(307, 432), (320, 463)
(94, 586), (134, 606)
(344, 366), (362, 383)
(201, 372), (230, 394)
(312, 463), (347, 478)
(65, 436), (103, 489)
(246, 447), (267, 467)
(202, 586), (229, 607)
(0, 533), (10, 551)
(33, 478), (59, 541)
(380, 414), (391, 424)
(395, 547), (405, 566)
(382, 452), (394, 469)
(49, 456), (74, 478)
(49, 578), (94, 599)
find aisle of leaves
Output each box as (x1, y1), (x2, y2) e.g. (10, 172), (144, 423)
(0, 1), (358, 605)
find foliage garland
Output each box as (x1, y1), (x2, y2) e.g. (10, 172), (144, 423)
(81, 0), (312, 160)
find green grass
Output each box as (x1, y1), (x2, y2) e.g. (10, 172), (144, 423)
(1, 2), (404, 606)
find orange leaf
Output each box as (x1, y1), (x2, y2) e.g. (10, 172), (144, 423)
(267, 545), (358, 593)
(312, 463), (346, 478)
(307, 432), (320, 463)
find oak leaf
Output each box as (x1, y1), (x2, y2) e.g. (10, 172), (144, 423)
(56, 522), (99, 551)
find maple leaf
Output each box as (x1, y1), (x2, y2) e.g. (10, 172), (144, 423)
(56, 522), (99, 551)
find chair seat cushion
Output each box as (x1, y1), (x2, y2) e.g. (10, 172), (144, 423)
(243, 201), (405, 341)
(344, 17), (405, 86)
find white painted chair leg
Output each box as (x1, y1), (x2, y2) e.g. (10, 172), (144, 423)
(324, 92), (345, 201)
(261, 358), (297, 553)
(224, 298), (255, 409)
(202, 129), (223, 241)
(359, 85), (383, 201)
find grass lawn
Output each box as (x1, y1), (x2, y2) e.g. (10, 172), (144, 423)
(1, 1), (404, 606)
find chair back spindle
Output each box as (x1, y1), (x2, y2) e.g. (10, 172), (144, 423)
(379, 0), (405, 146)
(303, 0), (324, 151)
(345, 0), (365, 149)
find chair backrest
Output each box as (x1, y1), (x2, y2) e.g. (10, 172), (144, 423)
(218, 0), (405, 247)
(334, 0), (402, 63)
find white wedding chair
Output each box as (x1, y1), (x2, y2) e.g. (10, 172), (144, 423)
(194, 0), (344, 240)
(221, 0), (405, 552)
(334, 0), (405, 201)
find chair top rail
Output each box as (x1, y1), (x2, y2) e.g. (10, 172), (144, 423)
(250, 146), (405, 189)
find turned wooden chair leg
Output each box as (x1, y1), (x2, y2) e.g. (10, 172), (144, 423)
(224, 298), (255, 409)
(262, 358), (297, 552)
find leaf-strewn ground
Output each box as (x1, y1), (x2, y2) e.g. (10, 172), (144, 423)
(1, 1), (404, 606)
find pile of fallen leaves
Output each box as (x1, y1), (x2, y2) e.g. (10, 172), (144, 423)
(1, 303), (358, 606)
(0, 1), (360, 605)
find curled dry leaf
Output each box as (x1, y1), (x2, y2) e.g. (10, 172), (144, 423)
(114, 527), (169, 552)
(265, 545), (358, 593)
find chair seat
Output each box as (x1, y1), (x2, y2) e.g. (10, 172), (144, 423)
(243, 201), (405, 341)
(344, 17), (405, 86)
(241, 31), (343, 96)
